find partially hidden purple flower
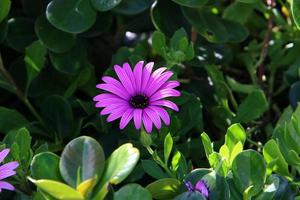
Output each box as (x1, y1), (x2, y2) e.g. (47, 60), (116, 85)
(93, 61), (180, 133)
(185, 180), (209, 198)
(0, 149), (19, 192)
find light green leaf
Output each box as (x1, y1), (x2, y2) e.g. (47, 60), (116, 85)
(114, 184), (152, 200)
(146, 178), (181, 200)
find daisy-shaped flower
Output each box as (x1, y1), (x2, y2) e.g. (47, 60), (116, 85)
(93, 61), (180, 133)
(0, 149), (19, 192)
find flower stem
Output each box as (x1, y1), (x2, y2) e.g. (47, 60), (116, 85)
(0, 52), (45, 127)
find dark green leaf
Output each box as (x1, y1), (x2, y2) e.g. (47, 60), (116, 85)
(113, 0), (153, 15)
(35, 15), (76, 53)
(141, 160), (167, 179)
(91, 0), (122, 11)
(31, 152), (63, 181)
(0, 107), (29, 133)
(172, 0), (208, 8)
(289, 81), (300, 108)
(46, 0), (97, 33)
(0, 0), (11, 23)
(114, 184), (152, 200)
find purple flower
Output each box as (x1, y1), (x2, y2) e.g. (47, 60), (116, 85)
(185, 180), (209, 198)
(0, 149), (19, 192)
(93, 61), (180, 133)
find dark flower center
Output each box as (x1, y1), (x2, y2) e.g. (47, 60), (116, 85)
(130, 95), (149, 108)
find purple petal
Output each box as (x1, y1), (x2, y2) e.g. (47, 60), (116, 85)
(146, 71), (174, 96)
(144, 108), (161, 129)
(0, 149), (9, 163)
(184, 181), (194, 192)
(142, 111), (153, 133)
(114, 65), (135, 95)
(150, 89), (181, 102)
(133, 61), (144, 93)
(119, 108), (134, 129)
(95, 97), (127, 108)
(133, 109), (143, 129)
(143, 67), (167, 94)
(150, 100), (179, 111)
(0, 181), (14, 191)
(0, 162), (19, 171)
(149, 106), (170, 126)
(141, 62), (154, 92)
(0, 170), (16, 180)
(93, 93), (122, 101)
(102, 76), (129, 94)
(160, 80), (180, 89)
(152, 67), (167, 78)
(123, 63), (136, 92)
(100, 104), (129, 115)
(195, 180), (209, 198)
(96, 83), (130, 100)
(107, 106), (129, 122)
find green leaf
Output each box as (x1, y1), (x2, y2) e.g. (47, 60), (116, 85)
(91, 0), (122, 11)
(6, 18), (36, 52)
(255, 175), (280, 200)
(182, 7), (228, 43)
(263, 139), (290, 178)
(28, 178), (84, 200)
(40, 95), (74, 139)
(0, 0), (11, 23)
(141, 160), (167, 179)
(201, 132), (213, 158)
(15, 128), (32, 168)
(0, 107), (29, 133)
(171, 0), (208, 8)
(152, 31), (166, 56)
(151, 0), (189, 37)
(225, 123), (246, 152)
(94, 143), (140, 199)
(234, 90), (268, 123)
(292, 0), (300, 29)
(49, 42), (86, 74)
(237, 0), (259, 3)
(232, 150), (266, 197)
(146, 178), (181, 200)
(223, 2), (254, 24)
(35, 15), (76, 53)
(174, 191), (206, 200)
(24, 40), (47, 91)
(46, 0), (97, 33)
(114, 184), (152, 200)
(289, 81), (300, 108)
(60, 136), (105, 187)
(113, 0), (153, 15)
(31, 152), (63, 181)
(164, 133), (173, 163)
(222, 19), (249, 43)
(226, 76), (259, 94)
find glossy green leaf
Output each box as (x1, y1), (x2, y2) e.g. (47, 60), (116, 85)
(60, 136), (105, 187)
(28, 178), (84, 200)
(164, 133), (173, 163)
(31, 152), (63, 181)
(0, 107), (29, 133)
(40, 95), (74, 139)
(146, 178), (181, 200)
(24, 40), (47, 91)
(6, 18), (36, 52)
(141, 159), (167, 179)
(201, 132), (213, 158)
(182, 7), (228, 43)
(114, 184), (152, 200)
(172, 0), (208, 8)
(225, 123), (246, 152)
(232, 150), (266, 197)
(94, 143), (139, 199)
(234, 90), (268, 123)
(255, 175), (280, 200)
(46, 0), (97, 33)
(174, 191), (206, 200)
(35, 15), (76, 53)
(263, 139), (290, 178)
(49, 42), (86, 74)
(0, 0), (11, 23)
(91, 0), (122, 11)
(151, 0), (190, 37)
(289, 81), (300, 108)
(292, 0), (300, 29)
(226, 76), (259, 94)
(113, 0), (153, 15)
